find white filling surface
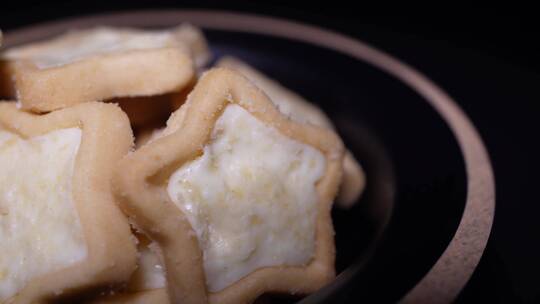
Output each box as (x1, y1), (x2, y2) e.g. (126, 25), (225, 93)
(4, 28), (179, 69)
(128, 241), (166, 291)
(167, 104), (325, 292)
(0, 128), (86, 300)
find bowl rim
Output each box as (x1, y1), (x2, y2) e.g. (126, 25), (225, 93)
(3, 10), (496, 303)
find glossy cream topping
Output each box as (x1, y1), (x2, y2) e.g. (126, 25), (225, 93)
(167, 104), (325, 292)
(4, 28), (180, 69)
(0, 128), (86, 300)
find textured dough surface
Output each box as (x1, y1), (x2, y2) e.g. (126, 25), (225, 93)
(0, 27), (196, 113)
(167, 104), (325, 292)
(0, 128), (85, 301)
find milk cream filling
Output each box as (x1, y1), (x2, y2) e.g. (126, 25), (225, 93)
(167, 104), (325, 292)
(129, 241), (166, 291)
(0, 128), (86, 300)
(4, 29), (178, 69)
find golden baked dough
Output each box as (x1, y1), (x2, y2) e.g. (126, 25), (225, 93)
(0, 26), (198, 113)
(114, 68), (344, 304)
(216, 56), (365, 208)
(0, 102), (136, 304)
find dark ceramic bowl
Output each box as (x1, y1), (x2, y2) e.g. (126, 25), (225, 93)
(2, 10), (496, 304)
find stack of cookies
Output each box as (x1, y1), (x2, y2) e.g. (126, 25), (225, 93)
(0, 25), (365, 304)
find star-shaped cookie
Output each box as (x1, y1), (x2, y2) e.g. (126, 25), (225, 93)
(0, 102), (136, 304)
(114, 68), (344, 304)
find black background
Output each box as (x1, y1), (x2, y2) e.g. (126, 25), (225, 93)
(1, 2), (539, 303)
